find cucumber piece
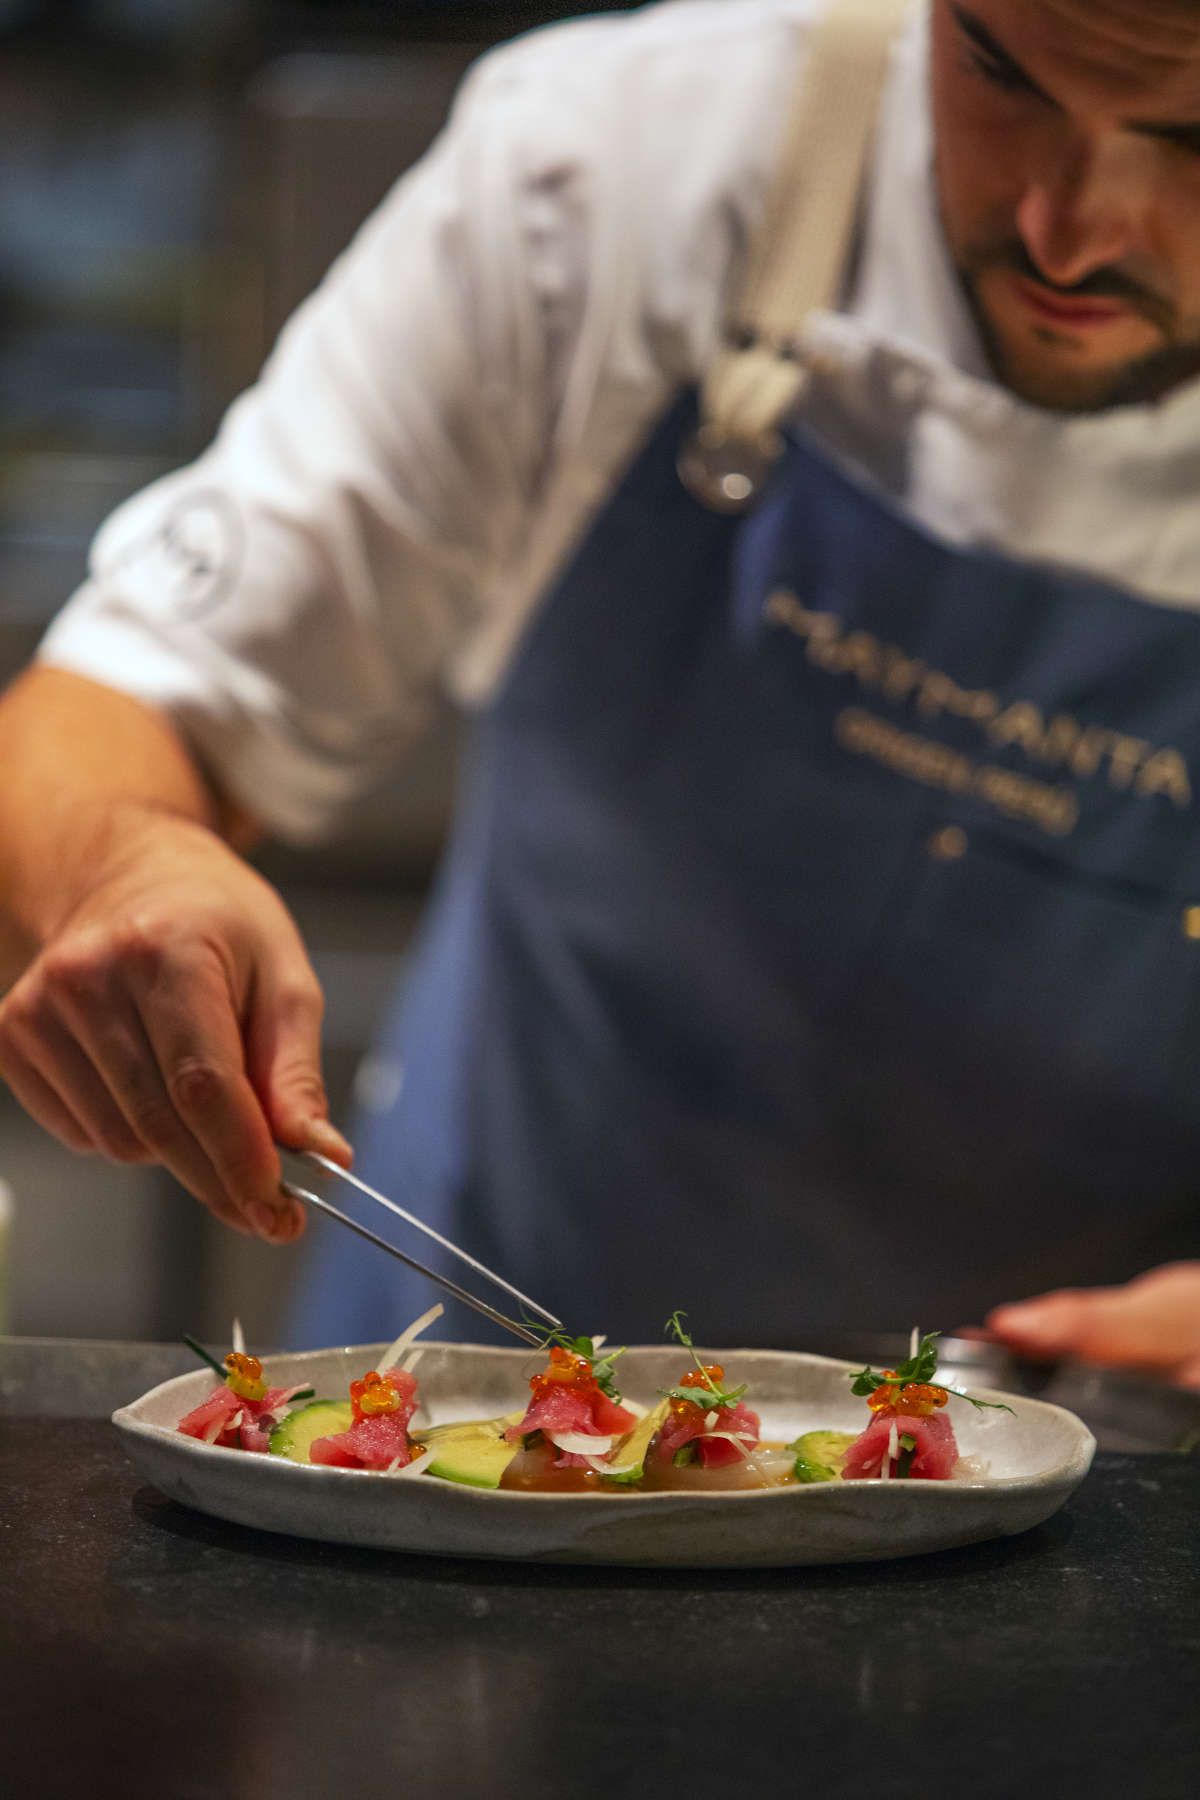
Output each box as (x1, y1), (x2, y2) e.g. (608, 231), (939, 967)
(790, 1429), (855, 1483)
(268, 1399), (352, 1464)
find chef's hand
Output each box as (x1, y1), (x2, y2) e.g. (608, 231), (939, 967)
(981, 1262), (1200, 1390)
(0, 805), (352, 1243)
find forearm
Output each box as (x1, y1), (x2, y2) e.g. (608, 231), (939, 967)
(0, 667), (235, 985)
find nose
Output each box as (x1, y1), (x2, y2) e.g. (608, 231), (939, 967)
(1015, 136), (1138, 288)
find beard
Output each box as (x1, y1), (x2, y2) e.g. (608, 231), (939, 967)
(954, 235), (1200, 413)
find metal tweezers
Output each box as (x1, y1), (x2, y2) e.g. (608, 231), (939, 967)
(277, 1146), (561, 1347)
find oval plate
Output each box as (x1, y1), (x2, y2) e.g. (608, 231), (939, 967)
(112, 1343), (1096, 1568)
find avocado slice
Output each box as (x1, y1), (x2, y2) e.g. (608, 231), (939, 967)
(414, 1416), (522, 1489)
(269, 1399), (353, 1464)
(601, 1400), (671, 1487)
(790, 1429), (855, 1483)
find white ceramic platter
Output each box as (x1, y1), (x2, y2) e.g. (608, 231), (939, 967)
(112, 1343), (1096, 1568)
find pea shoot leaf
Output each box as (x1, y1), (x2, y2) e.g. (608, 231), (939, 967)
(661, 1309), (746, 1411)
(660, 1381), (749, 1412)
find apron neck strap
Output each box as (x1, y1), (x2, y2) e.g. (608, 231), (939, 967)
(699, 0), (910, 455)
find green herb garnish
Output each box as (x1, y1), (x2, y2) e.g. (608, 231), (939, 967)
(532, 1328), (628, 1403)
(849, 1331), (1014, 1414)
(849, 1331), (940, 1396)
(896, 1432), (917, 1479)
(183, 1334), (228, 1381)
(660, 1311), (748, 1413)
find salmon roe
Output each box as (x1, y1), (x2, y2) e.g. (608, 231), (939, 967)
(529, 1344), (596, 1400)
(350, 1369), (402, 1420)
(670, 1364), (725, 1423)
(867, 1377), (949, 1417)
(223, 1351), (267, 1402)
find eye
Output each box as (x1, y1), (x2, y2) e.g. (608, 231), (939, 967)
(1146, 126), (1200, 163)
(966, 45), (1036, 95)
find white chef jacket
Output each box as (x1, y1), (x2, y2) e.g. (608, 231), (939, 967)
(39, 0), (1200, 843)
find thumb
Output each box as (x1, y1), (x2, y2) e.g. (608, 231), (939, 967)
(246, 974), (353, 1167)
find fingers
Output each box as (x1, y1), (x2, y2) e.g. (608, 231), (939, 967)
(0, 1034), (95, 1155)
(124, 955), (305, 1243)
(0, 937), (304, 1242)
(83, 994), (275, 1239)
(986, 1263), (1200, 1374)
(15, 1004), (156, 1164)
(245, 969), (353, 1168)
(1171, 1357), (1200, 1392)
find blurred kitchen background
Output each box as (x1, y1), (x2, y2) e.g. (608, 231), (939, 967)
(0, 0), (636, 1344)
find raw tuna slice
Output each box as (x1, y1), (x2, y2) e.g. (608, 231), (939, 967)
(310, 1367), (420, 1470)
(842, 1410), (958, 1481)
(659, 1400), (761, 1466)
(179, 1381), (311, 1452)
(506, 1386), (635, 1444)
(310, 1412), (414, 1470)
(696, 1402), (761, 1468)
(177, 1385), (242, 1445)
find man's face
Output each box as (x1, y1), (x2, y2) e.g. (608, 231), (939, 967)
(930, 0), (1200, 410)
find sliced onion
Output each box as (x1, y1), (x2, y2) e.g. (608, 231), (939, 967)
(547, 1431), (616, 1458)
(702, 1430), (757, 1462)
(743, 1446), (796, 1481)
(387, 1446), (438, 1479)
(231, 1317), (245, 1356)
(378, 1302), (445, 1374)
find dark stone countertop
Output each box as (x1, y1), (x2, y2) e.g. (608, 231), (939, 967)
(2, 1344), (1198, 1800)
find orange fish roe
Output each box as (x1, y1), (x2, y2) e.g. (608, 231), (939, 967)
(867, 1376), (949, 1417)
(529, 1344), (597, 1400)
(223, 1351), (267, 1402)
(669, 1363), (725, 1423)
(680, 1363), (725, 1390)
(350, 1369), (403, 1421)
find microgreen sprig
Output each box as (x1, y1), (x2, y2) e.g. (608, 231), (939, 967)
(661, 1310), (747, 1413)
(849, 1331), (1014, 1414)
(533, 1327), (628, 1402)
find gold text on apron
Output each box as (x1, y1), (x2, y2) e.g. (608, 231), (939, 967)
(764, 589), (1193, 816)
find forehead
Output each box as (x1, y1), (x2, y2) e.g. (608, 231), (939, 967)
(960, 0), (1200, 117)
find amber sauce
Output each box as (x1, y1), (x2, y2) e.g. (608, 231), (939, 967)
(499, 1441), (607, 1493)
(499, 1437), (797, 1494)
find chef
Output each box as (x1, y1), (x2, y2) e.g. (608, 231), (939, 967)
(1, 0), (1198, 1379)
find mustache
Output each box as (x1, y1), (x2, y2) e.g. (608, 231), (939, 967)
(968, 239), (1174, 330)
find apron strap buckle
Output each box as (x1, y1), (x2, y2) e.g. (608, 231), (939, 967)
(677, 422), (785, 515)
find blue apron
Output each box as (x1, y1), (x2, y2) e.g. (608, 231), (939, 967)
(290, 387), (1200, 1348)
